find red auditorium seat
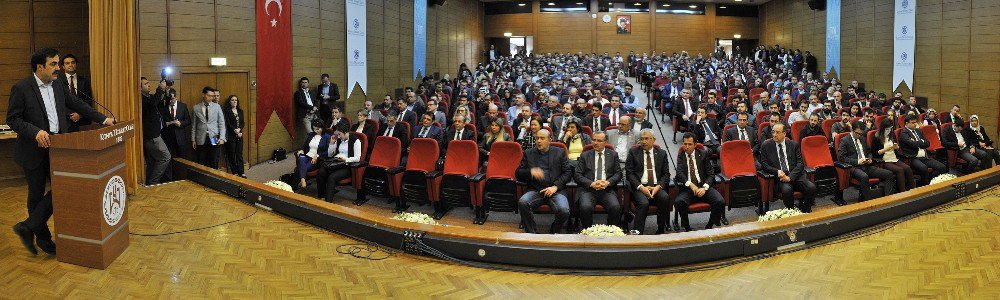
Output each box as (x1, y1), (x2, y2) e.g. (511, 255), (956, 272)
(435, 140), (480, 220)
(803, 135), (843, 205)
(354, 136), (402, 206)
(393, 138), (440, 213)
(716, 140), (770, 216)
(790, 120), (808, 142)
(472, 141), (523, 224)
(822, 118), (839, 141)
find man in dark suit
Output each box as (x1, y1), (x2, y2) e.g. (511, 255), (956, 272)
(940, 118), (985, 174)
(510, 104), (534, 134)
(379, 111), (409, 150)
(672, 89), (698, 128)
(760, 113), (781, 141)
(692, 108), (721, 154)
(900, 115), (947, 185)
(7, 48), (114, 256)
(674, 133), (725, 231)
(390, 99), (418, 127)
(603, 95), (628, 124)
(324, 106), (350, 133)
(159, 88), (188, 181)
(838, 121), (895, 201)
(625, 129), (672, 234)
(573, 132), (622, 229)
(725, 112), (758, 153)
(634, 107), (653, 130)
(799, 114), (824, 141)
(442, 114), (475, 154)
(316, 73), (341, 115)
(57, 53), (94, 132)
(294, 77), (317, 139)
(583, 104), (610, 132)
(412, 112), (442, 141)
(516, 129), (573, 234)
(759, 123), (817, 212)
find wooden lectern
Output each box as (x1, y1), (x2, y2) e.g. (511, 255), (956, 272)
(48, 121), (135, 269)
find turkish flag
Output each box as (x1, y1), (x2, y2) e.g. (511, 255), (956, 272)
(256, 0), (293, 140)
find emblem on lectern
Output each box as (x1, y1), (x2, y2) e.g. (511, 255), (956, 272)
(103, 175), (126, 226)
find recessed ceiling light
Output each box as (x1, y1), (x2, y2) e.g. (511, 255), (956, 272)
(577, 2), (584, 4)
(548, 2), (555, 5)
(634, 2), (642, 6)
(518, 3), (526, 6)
(689, 4), (697, 8)
(662, 4), (669, 7)
(735, 0), (743, 2)
(720, 6), (727, 9)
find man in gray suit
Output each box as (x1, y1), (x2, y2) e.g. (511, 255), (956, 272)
(606, 115), (639, 164)
(191, 86), (226, 168)
(551, 103), (576, 140)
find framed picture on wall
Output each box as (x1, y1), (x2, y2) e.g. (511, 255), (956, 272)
(616, 15), (631, 34)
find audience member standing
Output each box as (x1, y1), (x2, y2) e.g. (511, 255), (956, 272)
(192, 86), (226, 169)
(223, 95), (245, 177)
(140, 77), (171, 185)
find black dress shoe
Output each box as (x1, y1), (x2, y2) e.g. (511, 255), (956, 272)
(655, 227), (665, 234)
(12, 223), (37, 256)
(37, 239), (56, 256)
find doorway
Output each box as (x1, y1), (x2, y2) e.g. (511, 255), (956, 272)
(178, 71), (253, 171)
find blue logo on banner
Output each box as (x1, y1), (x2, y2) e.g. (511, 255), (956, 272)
(354, 50), (360, 60)
(902, 26), (907, 35)
(902, 0), (909, 9)
(353, 19), (359, 30)
(901, 52), (908, 61)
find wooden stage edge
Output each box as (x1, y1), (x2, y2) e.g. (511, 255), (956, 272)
(174, 158), (1000, 269)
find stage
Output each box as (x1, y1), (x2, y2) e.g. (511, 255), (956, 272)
(2, 176), (998, 297)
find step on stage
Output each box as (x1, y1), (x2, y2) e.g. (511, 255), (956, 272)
(175, 159), (1000, 270)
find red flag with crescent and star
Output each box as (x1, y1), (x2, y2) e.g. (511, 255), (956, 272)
(256, 0), (294, 140)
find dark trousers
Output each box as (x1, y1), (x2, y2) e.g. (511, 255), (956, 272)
(196, 136), (221, 169)
(225, 137), (245, 176)
(21, 158), (53, 241)
(849, 165), (896, 200)
(882, 161), (916, 192)
(631, 187), (670, 234)
(974, 146), (1000, 167)
(776, 179), (817, 212)
(517, 190), (570, 234)
(577, 188), (621, 229)
(296, 155), (319, 180)
(954, 149), (982, 174)
(162, 134), (185, 182)
(674, 188), (725, 230)
(910, 156), (947, 185)
(316, 165), (351, 202)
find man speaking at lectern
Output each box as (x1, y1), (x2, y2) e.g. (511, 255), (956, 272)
(6, 48), (114, 256)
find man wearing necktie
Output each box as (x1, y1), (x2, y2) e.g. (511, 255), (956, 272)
(411, 112), (442, 142)
(674, 133), (725, 232)
(58, 54), (94, 132)
(603, 95), (627, 126)
(837, 121), (895, 202)
(573, 132), (622, 229)
(899, 115), (947, 186)
(725, 112), (758, 154)
(759, 123), (816, 212)
(693, 108), (721, 155)
(191, 86), (226, 168)
(583, 105), (610, 133)
(625, 129), (672, 234)
(442, 115), (474, 155)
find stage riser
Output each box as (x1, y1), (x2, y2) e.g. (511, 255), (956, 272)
(178, 160), (1000, 270)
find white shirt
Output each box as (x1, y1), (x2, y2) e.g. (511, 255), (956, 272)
(34, 74), (59, 133)
(956, 128), (966, 149)
(776, 140), (790, 171)
(384, 124), (395, 136)
(303, 88), (313, 107)
(328, 139), (362, 162)
(853, 135), (866, 160)
(306, 135), (322, 158)
(66, 73), (78, 94)
(910, 129), (927, 158)
(615, 131), (631, 161)
(594, 150), (605, 181)
(685, 152), (707, 189)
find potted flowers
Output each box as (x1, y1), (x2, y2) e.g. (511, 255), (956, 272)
(758, 208), (804, 222)
(391, 212), (439, 225)
(579, 224), (627, 237)
(264, 180), (293, 192)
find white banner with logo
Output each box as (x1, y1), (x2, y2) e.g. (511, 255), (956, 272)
(346, 0), (367, 96)
(893, 0), (915, 90)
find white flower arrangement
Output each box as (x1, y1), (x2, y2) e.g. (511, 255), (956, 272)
(929, 173), (958, 185)
(264, 180), (293, 192)
(391, 212), (439, 225)
(579, 224), (626, 237)
(758, 208), (804, 222)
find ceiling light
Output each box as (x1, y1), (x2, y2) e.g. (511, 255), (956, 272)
(663, 4), (671, 7)
(720, 6), (727, 9)
(634, 2), (642, 6)
(735, 0), (743, 2)
(518, 3), (526, 6)
(734, 34), (742, 39)
(576, 2), (584, 5)
(689, 5), (697, 8)
(504, 32), (513, 37)
(548, 2), (555, 5)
